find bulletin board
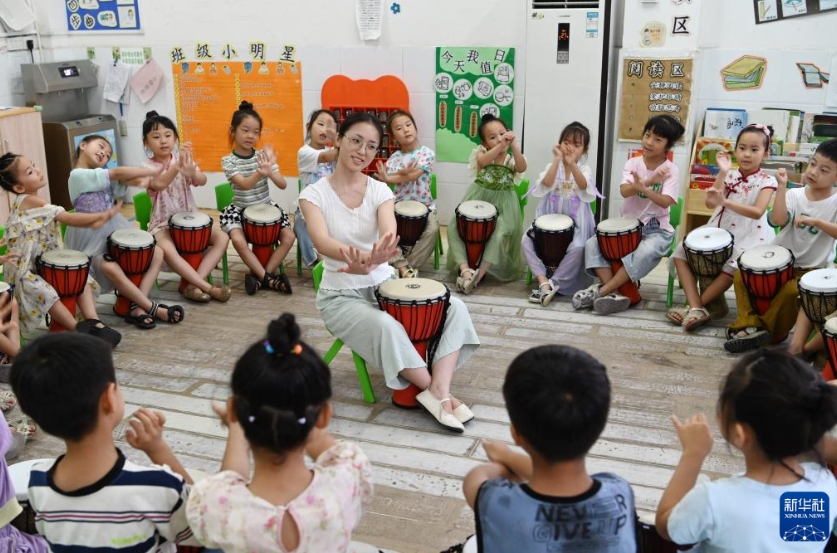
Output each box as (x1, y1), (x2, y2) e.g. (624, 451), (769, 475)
(617, 57), (693, 141)
(66, 0), (140, 31)
(172, 61), (303, 174)
(434, 47), (516, 163)
(753, 0), (837, 24)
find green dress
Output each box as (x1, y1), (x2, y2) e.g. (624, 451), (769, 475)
(447, 148), (524, 282)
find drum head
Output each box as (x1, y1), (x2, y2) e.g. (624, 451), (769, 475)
(0, 282), (10, 294)
(684, 227), (733, 252)
(456, 200), (497, 220)
(739, 245), (793, 271)
(377, 278), (448, 301)
(800, 268), (837, 293)
(243, 204), (282, 223)
(8, 458), (51, 501)
(395, 200), (429, 218)
(109, 228), (155, 248)
(534, 214), (573, 232)
(170, 211), (212, 228)
(40, 249), (90, 266)
(825, 317), (837, 335)
(597, 217), (641, 234)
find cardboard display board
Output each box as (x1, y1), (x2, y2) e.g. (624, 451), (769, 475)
(618, 57), (693, 141)
(753, 0), (837, 24)
(172, 61), (303, 174)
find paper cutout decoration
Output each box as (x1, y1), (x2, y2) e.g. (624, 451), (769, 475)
(721, 55), (766, 90)
(103, 62), (132, 103)
(640, 21), (666, 47)
(796, 62), (830, 88)
(129, 59), (164, 104)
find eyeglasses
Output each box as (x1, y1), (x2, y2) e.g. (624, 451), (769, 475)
(344, 135), (379, 155)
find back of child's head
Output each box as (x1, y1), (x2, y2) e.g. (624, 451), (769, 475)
(719, 348), (837, 461)
(478, 114), (508, 143)
(229, 101), (262, 143)
(736, 123), (773, 151)
(75, 134), (112, 163)
(503, 345), (610, 463)
(338, 112), (384, 144)
(387, 109), (417, 135)
(305, 109), (337, 139)
(231, 313), (331, 455)
(143, 110), (179, 142)
(10, 333), (116, 442)
(643, 115), (685, 150)
(559, 121), (591, 152)
(815, 138), (837, 167)
(0, 152), (22, 193)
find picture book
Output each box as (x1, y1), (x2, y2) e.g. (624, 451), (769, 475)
(703, 108), (747, 140)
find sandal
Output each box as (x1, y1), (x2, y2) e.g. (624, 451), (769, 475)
(457, 269), (478, 295)
(149, 302), (185, 325)
(539, 281), (559, 307)
(124, 303), (156, 330)
(76, 319), (122, 347)
(0, 391), (16, 412)
(265, 273), (292, 295)
(666, 305), (689, 326)
(398, 266), (419, 279)
(9, 416), (36, 439)
(183, 286), (211, 303)
(723, 327), (770, 353)
(683, 307), (711, 331)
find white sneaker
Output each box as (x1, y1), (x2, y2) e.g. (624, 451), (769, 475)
(572, 284), (599, 310)
(593, 292), (631, 315)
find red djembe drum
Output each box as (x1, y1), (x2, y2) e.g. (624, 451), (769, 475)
(395, 200), (429, 249)
(36, 249), (90, 332)
(738, 245), (794, 317)
(596, 217), (643, 305)
(528, 214), (574, 278)
(107, 229), (156, 317)
(455, 200), (498, 269)
(169, 212), (213, 293)
(241, 204), (283, 269)
(375, 278), (451, 409)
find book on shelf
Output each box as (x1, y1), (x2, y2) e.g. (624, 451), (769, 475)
(747, 109), (792, 143)
(703, 108), (747, 139)
(689, 164), (721, 190)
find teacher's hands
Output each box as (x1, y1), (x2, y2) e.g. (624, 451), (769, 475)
(338, 233), (400, 274)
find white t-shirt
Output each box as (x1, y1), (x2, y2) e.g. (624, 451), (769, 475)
(772, 187), (837, 268)
(298, 144), (335, 189)
(298, 176), (394, 290)
(668, 462), (837, 553)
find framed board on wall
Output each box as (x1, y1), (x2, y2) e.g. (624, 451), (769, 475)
(754, 0), (837, 24)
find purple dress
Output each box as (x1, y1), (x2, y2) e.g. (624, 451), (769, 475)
(0, 412), (48, 552)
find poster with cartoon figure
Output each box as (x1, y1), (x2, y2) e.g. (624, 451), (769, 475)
(435, 47), (516, 163)
(66, 0), (141, 31)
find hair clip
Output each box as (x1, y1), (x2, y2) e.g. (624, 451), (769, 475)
(749, 123), (771, 136)
(291, 343), (302, 355)
(297, 417), (306, 425)
(248, 415), (256, 423)
(263, 340), (274, 354)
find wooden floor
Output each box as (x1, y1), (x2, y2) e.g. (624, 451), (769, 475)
(8, 212), (749, 553)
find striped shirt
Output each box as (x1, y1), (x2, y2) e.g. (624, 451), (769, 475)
(28, 449), (196, 553)
(221, 150), (277, 209)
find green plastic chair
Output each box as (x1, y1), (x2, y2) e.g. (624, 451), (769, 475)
(431, 174), (442, 269)
(665, 196), (686, 308)
(296, 180), (303, 276)
(312, 261), (376, 403)
(515, 178), (529, 217)
(213, 183), (234, 285)
(133, 190), (152, 231)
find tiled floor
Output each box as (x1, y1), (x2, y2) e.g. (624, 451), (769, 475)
(8, 217), (749, 553)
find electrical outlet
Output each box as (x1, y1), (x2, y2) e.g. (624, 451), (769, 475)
(6, 35), (36, 52)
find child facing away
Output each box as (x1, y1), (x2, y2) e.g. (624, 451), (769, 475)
(522, 121), (598, 306)
(447, 114), (527, 294)
(9, 333), (201, 551)
(0, 152), (122, 345)
(461, 345), (636, 553)
(667, 124), (776, 331)
(142, 111), (231, 303)
(573, 114), (685, 316)
(656, 348), (837, 552)
(220, 101), (294, 295)
(186, 313), (373, 553)
(374, 109), (438, 278)
(63, 134), (185, 329)
(296, 109), (338, 269)
(726, 139), (837, 354)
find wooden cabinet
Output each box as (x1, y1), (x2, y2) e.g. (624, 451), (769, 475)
(0, 108), (51, 226)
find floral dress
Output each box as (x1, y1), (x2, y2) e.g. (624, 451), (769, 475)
(144, 154), (200, 235)
(3, 195), (96, 331)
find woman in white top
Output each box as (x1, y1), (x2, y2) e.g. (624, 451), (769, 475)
(299, 112), (480, 433)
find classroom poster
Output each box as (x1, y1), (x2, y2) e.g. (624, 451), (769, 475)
(618, 57), (693, 141)
(66, 0), (140, 31)
(172, 61), (304, 175)
(435, 47), (516, 163)
(754, 0), (837, 23)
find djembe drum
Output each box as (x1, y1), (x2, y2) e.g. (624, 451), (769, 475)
(36, 249), (90, 332)
(821, 317), (837, 381)
(528, 214), (574, 278)
(107, 229), (156, 317)
(394, 200), (429, 249)
(683, 227), (734, 316)
(455, 200), (498, 269)
(8, 458), (51, 535)
(596, 217), (643, 305)
(169, 212), (213, 293)
(375, 278), (451, 409)
(242, 204), (283, 268)
(799, 269), (837, 327)
(738, 245), (794, 316)
(636, 513), (694, 552)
